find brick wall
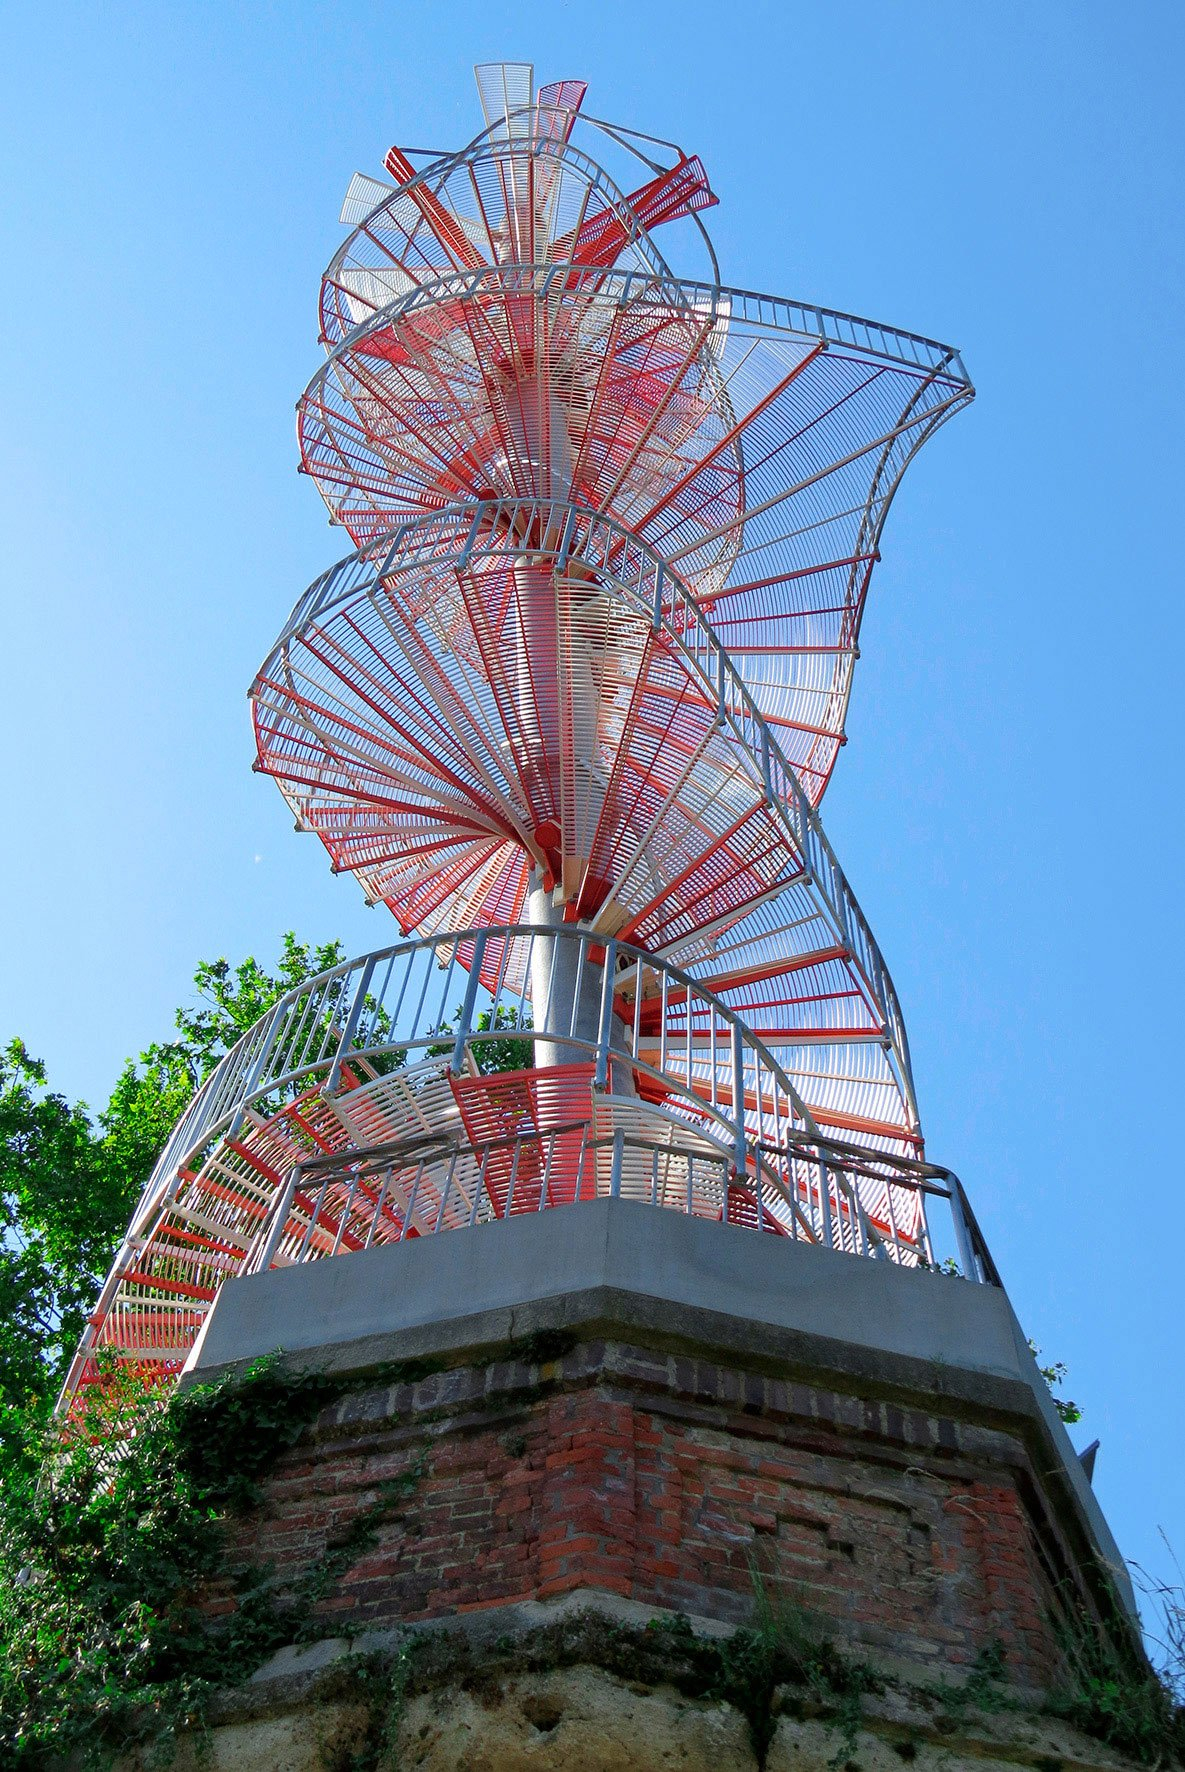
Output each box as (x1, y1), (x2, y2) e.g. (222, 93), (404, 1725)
(201, 1339), (1088, 1687)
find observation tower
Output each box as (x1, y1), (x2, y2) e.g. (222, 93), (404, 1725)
(61, 63), (989, 1408)
(55, 71), (1144, 1756)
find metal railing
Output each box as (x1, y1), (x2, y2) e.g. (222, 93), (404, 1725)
(316, 261), (974, 384)
(62, 925), (997, 1414)
(254, 498), (921, 1122)
(128, 924), (988, 1270)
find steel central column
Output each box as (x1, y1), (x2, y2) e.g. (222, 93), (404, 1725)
(527, 878), (635, 1095)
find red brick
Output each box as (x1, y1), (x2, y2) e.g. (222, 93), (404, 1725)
(190, 1339), (1098, 1690)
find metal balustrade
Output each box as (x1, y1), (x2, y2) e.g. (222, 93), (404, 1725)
(319, 262), (972, 382)
(258, 498), (920, 1121)
(63, 924), (995, 1414)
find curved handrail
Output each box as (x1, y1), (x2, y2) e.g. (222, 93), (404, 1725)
(313, 261), (972, 384)
(131, 922), (840, 1238)
(64, 918), (996, 1417)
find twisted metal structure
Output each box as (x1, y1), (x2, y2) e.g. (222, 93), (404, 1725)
(60, 66), (979, 1412)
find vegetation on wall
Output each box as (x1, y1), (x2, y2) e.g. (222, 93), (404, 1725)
(0, 1354), (357, 1768)
(0, 1347), (1180, 1769)
(1027, 1339), (1082, 1426)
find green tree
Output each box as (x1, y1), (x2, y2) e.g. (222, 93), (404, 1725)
(0, 936), (349, 1425)
(1028, 1339), (1083, 1426)
(0, 1042), (124, 1415)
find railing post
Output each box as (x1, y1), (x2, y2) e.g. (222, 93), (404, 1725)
(948, 1176), (979, 1280)
(434, 1151), (458, 1232)
(328, 956), (376, 1093)
(557, 499), (576, 562)
(451, 932), (487, 1075)
(252, 1166), (299, 1273)
(731, 1021), (747, 1177)
(593, 939), (617, 1091)
(817, 1157), (836, 1248)
(402, 1161), (426, 1239)
(223, 994), (293, 1145)
(610, 1127), (624, 1198)
(455, 503), (483, 570)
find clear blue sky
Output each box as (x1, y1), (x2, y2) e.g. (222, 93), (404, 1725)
(2, 0), (1181, 1626)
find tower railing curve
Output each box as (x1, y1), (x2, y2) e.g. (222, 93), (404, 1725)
(58, 924), (996, 1410)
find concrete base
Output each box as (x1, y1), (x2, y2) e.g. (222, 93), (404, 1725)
(186, 1198), (1130, 1618)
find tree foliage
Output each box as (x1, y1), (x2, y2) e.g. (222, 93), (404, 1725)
(0, 1043), (123, 1417)
(0, 936), (348, 1425)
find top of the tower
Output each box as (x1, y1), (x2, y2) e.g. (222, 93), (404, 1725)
(325, 60), (719, 347)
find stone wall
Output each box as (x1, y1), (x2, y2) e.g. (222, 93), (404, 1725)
(200, 1334), (1102, 1691)
(163, 1205), (1149, 1771)
(141, 1606), (1146, 1772)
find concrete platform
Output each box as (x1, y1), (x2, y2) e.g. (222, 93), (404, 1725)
(185, 1198), (1132, 1616)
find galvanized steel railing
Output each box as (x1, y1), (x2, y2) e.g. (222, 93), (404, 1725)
(258, 499), (920, 1121)
(124, 924), (988, 1279)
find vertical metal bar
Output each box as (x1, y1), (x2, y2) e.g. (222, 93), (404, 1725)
(948, 1177), (978, 1279)
(538, 1133), (555, 1211)
(297, 1172), (331, 1263)
(851, 1169), (869, 1257)
(330, 1168), (363, 1256)
(659, 969), (669, 1076)
(506, 1138), (521, 1217)
(490, 929), (512, 1019)
(408, 948), (435, 1048)
(882, 1170), (902, 1263)
(517, 932), (531, 1031)
(364, 1167), (392, 1250)
(818, 1159), (836, 1249)
(402, 1160), (426, 1240)
(434, 1149), (459, 1232)
(731, 1021), (747, 1175)
(786, 1145), (800, 1240)
(575, 1120), (591, 1199)
(569, 933), (583, 1040)
(469, 1149), (488, 1225)
(389, 942), (416, 1031)
(451, 931), (487, 1074)
(223, 997), (292, 1143)
(435, 941), (462, 1045)
(684, 992), (692, 1096)
(328, 957), (376, 1092)
(254, 1167), (298, 1273)
(609, 1127), (624, 1198)
(593, 938), (617, 1091)
(278, 984), (317, 1079)
(455, 502), (483, 569)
